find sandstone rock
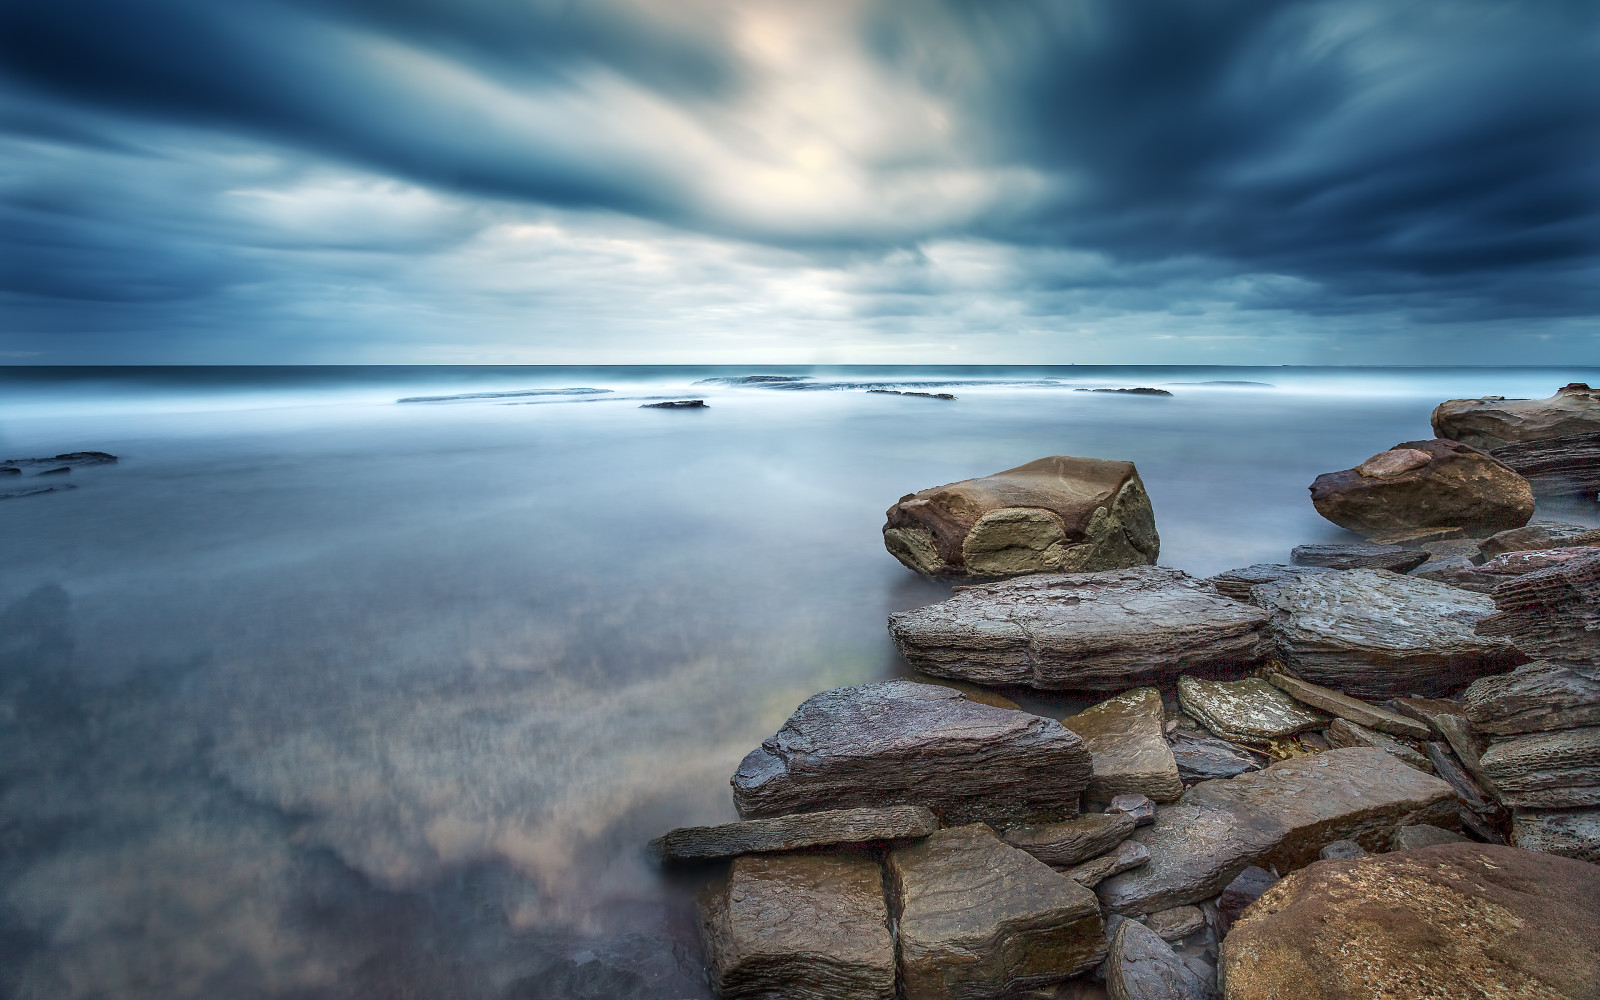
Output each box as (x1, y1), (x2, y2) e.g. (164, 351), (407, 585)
(1218, 843), (1600, 1000)
(1167, 731), (1263, 782)
(1478, 521), (1600, 559)
(1064, 838), (1150, 888)
(1479, 726), (1600, 808)
(1176, 676), (1325, 745)
(698, 853), (896, 1000)
(1107, 794), (1157, 826)
(1420, 537), (1485, 561)
(1066, 688), (1183, 804)
(1475, 548), (1600, 664)
(1144, 905), (1205, 942)
(1002, 812), (1136, 868)
(888, 567), (1271, 691)
(1288, 543), (1427, 573)
(1105, 917), (1218, 1000)
(1434, 383), (1600, 450)
(1491, 433), (1600, 497)
(1265, 673), (1431, 738)
(1512, 806), (1600, 863)
(1253, 569), (1523, 698)
(1096, 749), (1457, 915)
(731, 681), (1091, 826)
(883, 456), (1160, 579)
(652, 804), (939, 863)
(1422, 742), (1498, 814)
(1203, 563), (1327, 602)
(1390, 823), (1469, 850)
(1308, 438), (1534, 536)
(1367, 526), (1467, 546)
(1324, 718), (1432, 773)
(888, 824), (1106, 999)
(1216, 866), (1278, 930)
(1316, 839), (1367, 860)
(1463, 660), (1600, 734)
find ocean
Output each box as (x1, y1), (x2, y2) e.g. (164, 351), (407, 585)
(1, 365), (1595, 999)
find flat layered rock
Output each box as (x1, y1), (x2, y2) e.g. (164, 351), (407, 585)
(1105, 917), (1217, 1000)
(1463, 660), (1600, 735)
(1253, 569), (1523, 698)
(1325, 718), (1432, 773)
(883, 456), (1160, 579)
(1309, 438), (1534, 536)
(1317, 839), (1367, 860)
(1216, 866), (1278, 930)
(1144, 905), (1205, 942)
(1512, 806), (1600, 863)
(889, 824), (1106, 1000)
(1176, 676), (1325, 745)
(1475, 548), (1600, 664)
(1479, 521), (1600, 559)
(1066, 688), (1182, 803)
(1218, 843), (1600, 1000)
(889, 567), (1271, 691)
(1096, 748), (1457, 915)
(1265, 673), (1430, 738)
(1423, 741), (1498, 814)
(1367, 526), (1467, 546)
(1002, 812), (1136, 868)
(699, 854), (896, 1000)
(1167, 731), (1263, 781)
(1203, 563), (1328, 601)
(1063, 839), (1149, 888)
(732, 681), (1091, 826)
(652, 804), (938, 863)
(1479, 726), (1600, 808)
(1289, 543), (1427, 572)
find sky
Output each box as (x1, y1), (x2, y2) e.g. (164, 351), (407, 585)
(0, 0), (1597, 364)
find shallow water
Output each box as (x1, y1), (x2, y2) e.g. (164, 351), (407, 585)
(1, 365), (1596, 999)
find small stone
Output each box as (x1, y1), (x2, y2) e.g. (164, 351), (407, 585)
(1390, 823), (1469, 850)
(1176, 676), (1326, 746)
(1105, 918), (1218, 1000)
(1409, 553), (1494, 591)
(1168, 731), (1264, 782)
(1324, 718), (1433, 773)
(651, 804), (939, 863)
(1003, 812), (1136, 868)
(1265, 673), (1431, 738)
(1066, 688), (1183, 804)
(1144, 905), (1205, 942)
(1289, 543), (1427, 572)
(1512, 806), (1600, 863)
(1479, 726), (1600, 808)
(1420, 538), (1484, 561)
(1423, 742), (1498, 813)
(1064, 839), (1150, 887)
(1317, 839), (1367, 860)
(1107, 794), (1156, 826)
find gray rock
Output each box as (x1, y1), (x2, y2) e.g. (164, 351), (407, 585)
(1107, 793), (1157, 826)
(1409, 554), (1496, 593)
(1105, 918), (1218, 1000)
(1512, 806), (1600, 863)
(698, 853), (896, 1000)
(1478, 521), (1600, 559)
(1324, 718), (1433, 773)
(1203, 563), (1328, 602)
(1216, 865), (1278, 929)
(1390, 823), (1469, 850)
(1064, 838), (1150, 887)
(1420, 538), (1485, 562)
(1144, 905), (1206, 942)
(1317, 839), (1368, 860)
(888, 567), (1271, 691)
(1253, 569), (1523, 699)
(1289, 543), (1428, 573)
(1265, 673), (1431, 738)
(1479, 726), (1600, 808)
(1168, 731), (1264, 782)
(1066, 688), (1183, 804)
(731, 681), (1091, 826)
(1475, 548), (1600, 664)
(1422, 742), (1498, 813)
(1478, 546), (1600, 580)
(1176, 676), (1326, 745)
(889, 824), (1106, 1000)
(651, 804), (939, 862)
(639, 399), (707, 409)
(1389, 695), (1469, 737)
(1366, 526), (1467, 546)
(1096, 748), (1457, 915)
(1003, 812), (1136, 868)
(1433, 384), (1600, 451)
(1466, 661), (1600, 735)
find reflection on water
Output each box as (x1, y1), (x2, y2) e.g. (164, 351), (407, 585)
(1, 366), (1596, 998)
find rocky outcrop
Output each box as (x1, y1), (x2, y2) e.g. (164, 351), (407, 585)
(1203, 563), (1327, 602)
(1288, 543), (1427, 572)
(1434, 384), (1600, 496)
(639, 399), (707, 409)
(1065, 688), (1183, 804)
(1096, 748), (1457, 915)
(1479, 726), (1600, 808)
(1479, 521), (1600, 559)
(1324, 718), (1432, 773)
(888, 824), (1106, 1000)
(1218, 843), (1600, 1000)
(1463, 660), (1600, 735)
(1168, 731), (1263, 782)
(1105, 917), (1217, 1000)
(1002, 812), (1135, 868)
(888, 567), (1271, 691)
(698, 853), (896, 1000)
(651, 804), (938, 863)
(1512, 806), (1600, 863)
(1265, 673), (1430, 738)
(1475, 548), (1600, 664)
(882, 456), (1160, 579)
(731, 681), (1091, 826)
(1176, 676), (1325, 745)
(1253, 569), (1523, 698)
(1308, 439), (1534, 536)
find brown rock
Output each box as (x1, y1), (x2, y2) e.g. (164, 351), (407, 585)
(1107, 793), (1157, 826)
(1063, 838), (1150, 887)
(1479, 726), (1600, 808)
(1366, 526), (1467, 546)
(1433, 383), (1600, 450)
(1308, 438), (1534, 536)
(883, 456), (1159, 579)
(1407, 554), (1495, 592)
(1003, 812), (1136, 868)
(1324, 718), (1433, 773)
(1422, 742), (1498, 814)
(1475, 548), (1600, 664)
(1218, 843), (1600, 1000)
(1176, 676), (1326, 745)
(1265, 673), (1431, 738)
(651, 804), (939, 863)
(1478, 546), (1600, 579)
(1478, 521), (1600, 559)
(1066, 688), (1183, 804)
(1288, 543), (1428, 572)
(1463, 660), (1600, 735)
(1144, 905), (1205, 942)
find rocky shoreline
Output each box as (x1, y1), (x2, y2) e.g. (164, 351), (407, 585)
(653, 383), (1600, 999)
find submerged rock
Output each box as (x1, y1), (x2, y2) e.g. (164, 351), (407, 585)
(1479, 726), (1600, 808)
(1176, 676), (1325, 746)
(882, 455), (1159, 579)
(1463, 660), (1600, 735)
(889, 567), (1271, 691)
(1218, 843), (1600, 1000)
(1308, 438), (1534, 536)
(1475, 548), (1600, 664)
(1063, 838), (1150, 888)
(1289, 543), (1428, 573)
(1265, 673), (1430, 738)
(1065, 688), (1183, 804)
(731, 681), (1091, 826)
(1002, 812), (1136, 869)
(639, 399), (707, 409)
(1324, 718), (1432, 773)
(1511, 806), (1600, 863)
(1105, 917), (1217, 1000)
(1167, 731), (1264, 782)
(651, 804), (938, 863)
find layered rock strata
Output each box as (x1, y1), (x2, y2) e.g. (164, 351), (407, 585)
(1478, 726), (1600, 808)
(1475, 548), (1600, 664)
(652, 805), (938, 863)
(1176, 676), (1325, 745)
(1203, 563), (1326, 602)
(1463, 660), (1600, 735)
(1002, 812), (1135, 868)
(1434, 383), (1600, 496)
(1105, 917), (1217, 1000)
(1511, 806), (1600, 863)
(1288, 542), (1427, 572)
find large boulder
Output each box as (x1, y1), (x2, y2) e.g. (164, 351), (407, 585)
(1475, 548), (1600, 664)
(888, 824), (1106, 1000)
(1096, 748), (1457, 915)
(651, 804), (938, 863)
(1308, 438), (1534, 536)
(1218, 843), (1600, 1000)
(888, 567), (1271, 691)
(1065, 687), (1183, 804)
(1479, 726), (1600, 808)
(731, 681), (1091, 826)
(1479, 520), (1600, 559)
(882, 456), (1159, 579)
(1252, 569), (1524, 698)
(1463, 660), (1600, 735)
(698, 853), (896, 1000)
(1434, 383), (1600, 496)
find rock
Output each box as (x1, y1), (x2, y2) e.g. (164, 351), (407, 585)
(888, 824), (1106, 999)
(1064, 839), (1150, 887)
(1216, 866), (1278, 929)
(1264, 673), (1431, 738)
(1512, 806), (1600, 863)
(1203, 564), (1328, 602)
(1490, 433), (1600, 497)
(1217, 843), (1600, 1000)
(867, 389), (956, 400)
(0, 451), (117, 472)
(1288, 543), (1427, 572)
(1390, 823), (1469, 850)
(1107, 794), (1156, 826)
(1105, 918), (1218, 1000)
(1420, 538), (1484, 561)
(1407, 553), (1495, 592)
(1463, 660), (1600, 734)
(1252, 569), (1523, 699)
(0, 484), (77, 500)
(1388, 695), (1468, 737)
(1096, 748), (1457, 915)
(882, 456), (1160, 579)
(1367, 526), (1467, 546)
(1478, 546), (1600, 579)
(1066, 688), (1183, 804)
(698, 853), (896, 1000)
(1475, 548), (1600, 663)
(1003, 812), (1136, 868)
(650, 804), (939, 863)
(1434, 383), (1600, 449)
(731, 681), (1092, 826)
(1316, 839), (1367, 860)
(639, 399), (707, 408)
(1479, 521), (1600, 559)
(1324, 718), (1433, 773)
(37, 466), (70, 475)
(888, 567), (1271, 691)
(1422, 742), (1498, 814)
(1144, 905), (1205, 942)
(1167, 731), (1264, 782)
(1308, 438), (1534, 536)
(1457, 804), (1507, 844)
(1076, 387), (1174, 396)
(1175, 677), (1326, 746)
(1479, 726), (1600, 808)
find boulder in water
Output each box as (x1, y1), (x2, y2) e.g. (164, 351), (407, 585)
(1308, 438), (1534, 536)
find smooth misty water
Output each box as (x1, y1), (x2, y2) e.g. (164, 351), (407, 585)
(1, 365), (1597, 999)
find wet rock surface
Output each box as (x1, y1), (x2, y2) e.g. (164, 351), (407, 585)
(1066, 688), (1183, 804)
(1511, 806), (1600, 863)
(889, 567), (1271, 691)
(1324, 718), (1432, 773)
(1002, 812), (1136, 869)
(732, 681), (1091, 826)
(1289, 543), (1427, 572)
(651, 804), (938, 863)
(1176, 676), (1325, 745)
(1063, 838), (1150, 888)
(1422, 741), (1499, 814)
(1167, 731), (1263, 782)
(1218, 843), (1600, 1000)
(1308, 438), (1535, 536)
(1407, 553), (1493, 591)
(1463, 660), (1600, 735)
(1105, 917), (1217, 1000)
(1479, 726), (1600, 808)
(882, 455), (1160, 579)
(639, 399), (707, 409)
(1203, 563), (1328, 602)
(1265, 673), (1430, 738)
(1216, 866), (1278, 931)
(1475, 548), (1600, 664)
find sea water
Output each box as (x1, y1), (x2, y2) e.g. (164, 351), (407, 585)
(1, 365), (1595, 999)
